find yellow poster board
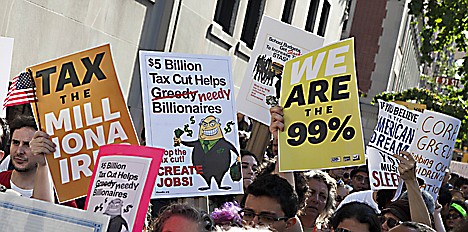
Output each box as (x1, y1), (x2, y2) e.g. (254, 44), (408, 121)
(279, 38), (365, 171)
(29, 44), (139, 202)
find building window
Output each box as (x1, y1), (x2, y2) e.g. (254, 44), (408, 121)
(241, 0), (266, 49)
(305, 0), (320, 33)
(214, 0), (240, 35)
(317, 0), (330, 36)
(282, 0), (296, 24)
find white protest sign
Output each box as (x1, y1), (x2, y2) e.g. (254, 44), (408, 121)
(368, 100), (421, 190)
(0, 37), (14, 117)
(236, 16), (324, 125)
(139, 52), (242, 198)
(410, 110), (460, 200)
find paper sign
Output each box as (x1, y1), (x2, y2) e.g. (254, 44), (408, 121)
(139, 52), (243, 198)
(28, 44), (139, 202)
(86, 144), (164, 232)
(368, 100), (421, 190)
(278, 38), (365, 171)
(0, 192), (109, 232)
(237, 16), (324, 125)
(0, 37), (14, 117)
(410, 110), (460, 200)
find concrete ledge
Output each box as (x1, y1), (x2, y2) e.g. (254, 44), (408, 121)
(207, 23), (235, 48)
(235, 41), (252, 59)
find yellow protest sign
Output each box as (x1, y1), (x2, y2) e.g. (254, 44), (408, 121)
(278, 38), (365, 171)
(29, 44), (139, 202)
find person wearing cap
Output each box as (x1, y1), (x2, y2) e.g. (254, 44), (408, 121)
(380, 199), (411, 231)
(444, 200), (467, 231)
(349, 165), (370, 193)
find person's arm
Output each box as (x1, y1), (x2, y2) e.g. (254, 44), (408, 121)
(30, 131), (55, 202)
(269, 106), (295, 187)
(433, 201), (446, 232)
(393, 151), (431, 226)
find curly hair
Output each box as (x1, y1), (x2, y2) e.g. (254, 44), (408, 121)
(9, 115), (37, 137)
(151, 203), (213, 232)
(304, 170), (337, 225)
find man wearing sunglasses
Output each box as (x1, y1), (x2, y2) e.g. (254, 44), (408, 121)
(241, 174), (299, 231)
(350, 166), (370, 193)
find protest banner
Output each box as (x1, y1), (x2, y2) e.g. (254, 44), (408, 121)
(0, 37), (14, 117)
(410, 110), (460, 200)
(451, 161), (468, 179)
(86, 144), (164, 232)
(237, 16), (324, 125)
(367, 100), (421, 190)
(278, 38), (364, 171)
(28, 44), (139, 202)
(139, 52), (242, 198)
(0, 192), (109, 231)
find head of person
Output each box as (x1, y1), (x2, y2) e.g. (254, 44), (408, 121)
(445, 201), (467, 231)
(388, 221), (436, 232)
(451, 189), (465, 201)
(459, 178), (468, 199)
(9, 115), (38, 173)
(330, 202), (381, 232)
(152, 203), (213, 232)
(0, 118), (9, 160)
(437, 186), (452, 216)
(303, 170), (337, 226)
(350, 166), (370, 192)
(380, 199), (411, 232)
(240, 150), (259, 190)
(242, 174), (298, 232)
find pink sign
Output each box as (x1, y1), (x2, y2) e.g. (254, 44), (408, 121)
(85, 144), (164, 232)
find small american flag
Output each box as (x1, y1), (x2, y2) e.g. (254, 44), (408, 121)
(3, 72), (36, 108)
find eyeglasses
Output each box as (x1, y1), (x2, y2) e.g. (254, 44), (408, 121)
(354, 175), (369, 184)
(335, 228), (352, 232)
(447, 213), (461, 220)
(240, 209), (288, 225)
(379, 216), (401, 228)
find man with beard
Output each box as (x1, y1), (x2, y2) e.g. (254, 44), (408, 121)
(0, 115), (53, 202)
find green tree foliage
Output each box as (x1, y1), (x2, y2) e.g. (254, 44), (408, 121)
(373, 0), (468, 146)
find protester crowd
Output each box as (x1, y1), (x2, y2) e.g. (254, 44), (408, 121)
(0, 104), (467, 232)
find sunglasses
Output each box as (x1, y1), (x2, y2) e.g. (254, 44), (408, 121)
(447, 213), (461, 220)
(379, 216), (401, 228)
(335, 228), (352, 232)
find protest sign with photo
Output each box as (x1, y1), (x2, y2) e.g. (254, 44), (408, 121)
(410, 110), (460, 200)
(139, 52), (242, 198)
(236, 16), (324, 125)
(28, 44), (139, 202)
(0, 37), (14, 117)
(0, 192), (109, 231)
(86, 144), (164, 232)
(278, 38), (365, 171)
(368, 100), (421, 190)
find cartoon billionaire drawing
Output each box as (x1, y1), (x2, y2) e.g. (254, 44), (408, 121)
(174, 115), (240, 191)
(104, 198), (129, 232)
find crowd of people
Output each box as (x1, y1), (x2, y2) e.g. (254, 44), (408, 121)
(1, 106), (468, 232)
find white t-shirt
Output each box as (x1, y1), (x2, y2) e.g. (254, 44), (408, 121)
(10, 180), (33, 198)
(0, 155), (10, 172)
(337, 190), (380, 214)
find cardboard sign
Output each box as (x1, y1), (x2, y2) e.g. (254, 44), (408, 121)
(368, 100), (421, 190)
(278, 38), (365, 171)
(139, 52), (242, 198)
(86, 144), (164, 232)
(0, 192), (109, 232)
(236, 16), (324, 125)
(29, 44), (139, 202)
(0, 37), (14, 117)
(410, 110), (460, 200)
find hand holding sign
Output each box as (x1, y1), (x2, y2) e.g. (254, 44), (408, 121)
(392, 151), (416, 181)
(269, 106), (285, 141)
(30, 131), (56, 166)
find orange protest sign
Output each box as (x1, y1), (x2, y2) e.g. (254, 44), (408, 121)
(29, 44), (139, 202)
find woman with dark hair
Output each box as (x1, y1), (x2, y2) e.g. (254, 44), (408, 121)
(330, 202), (381, 232)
